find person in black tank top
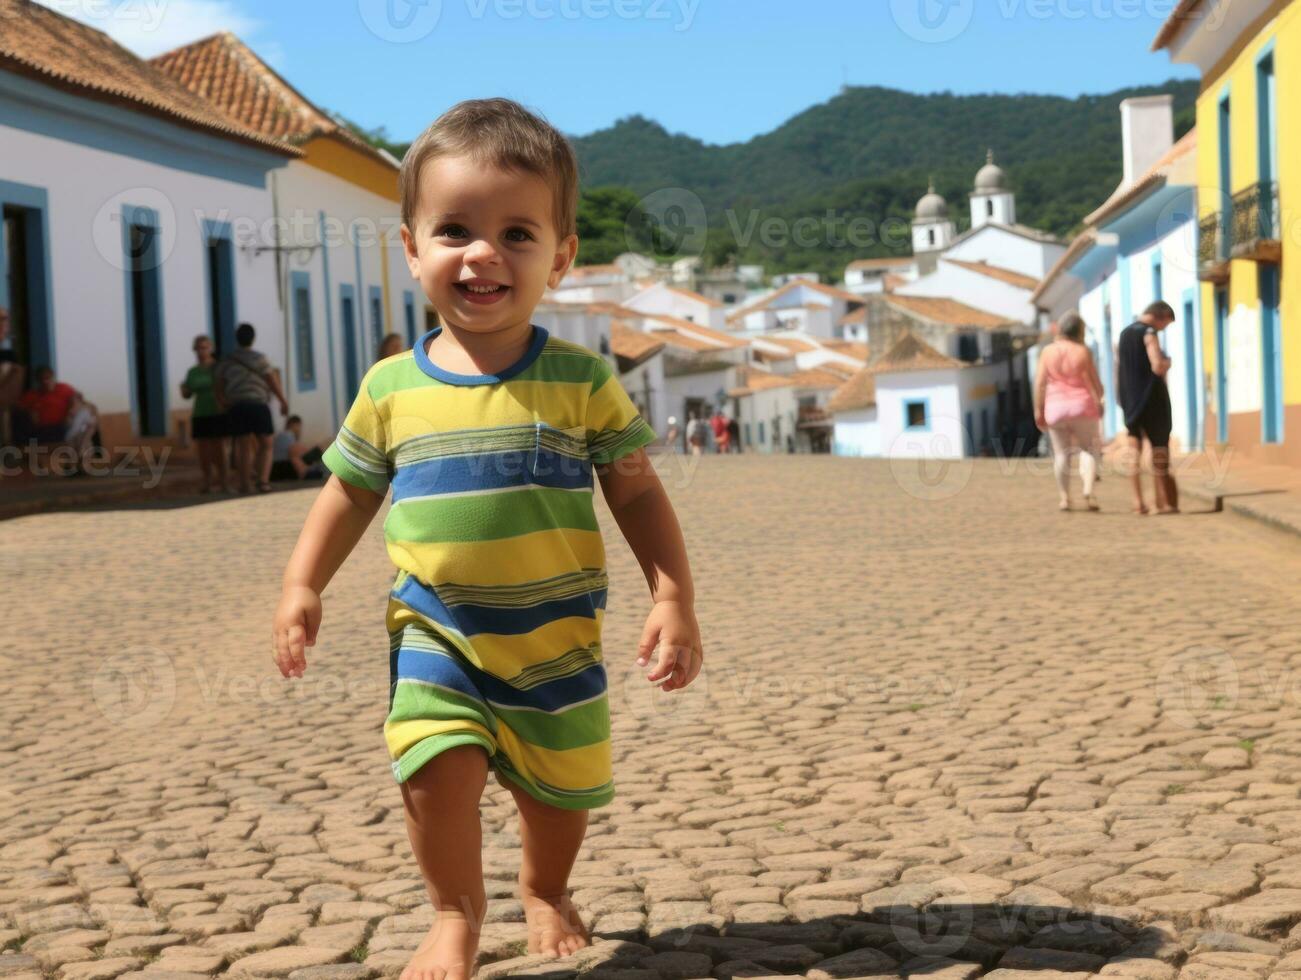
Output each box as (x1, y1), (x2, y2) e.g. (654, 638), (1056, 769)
(1116, 301), (1178, 515)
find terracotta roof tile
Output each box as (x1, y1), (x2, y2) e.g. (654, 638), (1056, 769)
(874, 331), (964, 373)
(151, 31), (390, 166)
(943, 258), (1039, 290)
(822, 340), (869, 361)
(728, 278), (864, 321)
(0, 1), (298, 156)
(827, 366), (877, 413)
(1152, 0), (1202, 50)
(818, 360), (860, 379)
(883, 294), (1016, 330)
(610, 320), (664, 362)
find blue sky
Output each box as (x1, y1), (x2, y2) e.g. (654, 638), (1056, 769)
(49, 0), (1199, 144)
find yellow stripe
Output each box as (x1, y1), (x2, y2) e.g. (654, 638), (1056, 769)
(384, 718), (497, 760)
(386, 380), (589, 441)
(586, 376), (643, 434)
(383, 527), (606, 588)
(494, 716), (611, 793)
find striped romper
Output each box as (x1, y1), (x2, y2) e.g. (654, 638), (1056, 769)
(321, 324), (656, 810)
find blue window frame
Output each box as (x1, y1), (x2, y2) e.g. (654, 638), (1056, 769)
(369, 285), (384, 355)
(0, 179), (55, 374)
(404, 290), (417, 347)
(1260, 265), (1283, 444)
(1214, 287), (1229, 443)
(340, 284), (360, 399)
(202, 218), (236, 357)
(291, 271), (316, 392)
(1182, 291), (1199, 450)
(904, 398), (930, 432)
(122, 204), (168, 437)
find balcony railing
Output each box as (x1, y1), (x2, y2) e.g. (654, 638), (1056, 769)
(1198, 212), (1230, 283)
(1231, 180), (1282, 262)
(797, 404), (831, 427)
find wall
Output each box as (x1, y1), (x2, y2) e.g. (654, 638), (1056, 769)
(945, 224), (1066, 279)
(1196, 2), (1299, 462)
(832, 407), (880, 457)
(875, 370), (965, 459)
(0, 102), (284, 453)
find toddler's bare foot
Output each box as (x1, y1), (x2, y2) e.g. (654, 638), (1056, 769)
(520, 888), (590, 957)
(401, 912), (479, 980)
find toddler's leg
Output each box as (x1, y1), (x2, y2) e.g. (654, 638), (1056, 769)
(505, 782), (591, 958)
(399, 745), (489, 980)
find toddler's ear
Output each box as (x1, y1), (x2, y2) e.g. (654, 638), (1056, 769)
(399, 225), (421, 280)
(548, 234), (579, 290)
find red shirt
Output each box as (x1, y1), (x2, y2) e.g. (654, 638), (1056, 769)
(19, 382), (76, 427)
(710, 415), (729, 439)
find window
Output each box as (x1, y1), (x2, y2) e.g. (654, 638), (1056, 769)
(758, 420), (765, 445)
(292, 271), (316, 390)
(986, 199), (994, 217)
(204, 220), (235, 357)
(927, 229), (936, 246)
(956, 334), (980, 362)
(404, 290), (417, 346)
(744, 422), (751, 446)
(369, 287), (384, 353)
(905, 399), (929, 430)
(724, 293), (737, 304)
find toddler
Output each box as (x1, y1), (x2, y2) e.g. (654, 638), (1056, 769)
(271, 98), (702, 980)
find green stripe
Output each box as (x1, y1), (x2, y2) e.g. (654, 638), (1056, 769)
(385, 486), (598, 542)
(393, 424), (588, 467)
(388, 680), (498, 736)
(491, 694), (610, 751)
(322, 442), (388, 494)
(590, 416), (656, 464)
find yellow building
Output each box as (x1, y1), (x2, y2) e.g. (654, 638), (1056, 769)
(1155, 0), (1297, 465)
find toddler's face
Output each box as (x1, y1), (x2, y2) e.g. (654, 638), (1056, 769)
(401, 154), (577, 335)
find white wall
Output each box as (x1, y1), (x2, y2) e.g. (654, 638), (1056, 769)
(832, 407), (880, 457)
(623, 283), (726, 331)
(896, 260), (1035, 325)
(876, 370), (965, 459)
(944, 224), (1065, 279)
(1, 120), (280, 441)
(272, 160), (416, 446)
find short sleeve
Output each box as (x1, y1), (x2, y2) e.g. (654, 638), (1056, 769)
(321, 369), (391, 495)
(585, 357), (657, 465)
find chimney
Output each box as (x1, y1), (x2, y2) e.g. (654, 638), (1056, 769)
(1120, 94), (1174, 187)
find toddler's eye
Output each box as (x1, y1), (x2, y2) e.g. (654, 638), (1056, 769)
(437, 223), (468, 240)
(504, 227), (534, 243)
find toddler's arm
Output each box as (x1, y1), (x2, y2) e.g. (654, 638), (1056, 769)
(272, 475), (385, 678)
(596, 448), (702, 692)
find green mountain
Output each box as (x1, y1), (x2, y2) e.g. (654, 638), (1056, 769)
(341, 81), (1198, 281)
(570, 82), (1198, 279)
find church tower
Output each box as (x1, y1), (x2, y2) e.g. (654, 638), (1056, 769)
(911, 179), (955, 274)
(970, 149), (1016, 229)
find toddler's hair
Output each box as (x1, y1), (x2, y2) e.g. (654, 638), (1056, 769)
(400, 98), (579, 240)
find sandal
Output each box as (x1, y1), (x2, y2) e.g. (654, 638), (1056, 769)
(255, 481), (273, 493)
(1085, 494), (1100, 512)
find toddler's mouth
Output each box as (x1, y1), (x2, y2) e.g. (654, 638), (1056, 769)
(455, 280), (510, 305)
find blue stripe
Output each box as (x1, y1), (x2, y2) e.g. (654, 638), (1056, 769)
(394, 645), (607, 712)
(391, 647), (486, 703)
(394, 575), (605, 637)
(391, 449), (592, 500)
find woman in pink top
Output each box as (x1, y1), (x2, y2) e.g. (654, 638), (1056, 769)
(1034, 311), (1105, 512)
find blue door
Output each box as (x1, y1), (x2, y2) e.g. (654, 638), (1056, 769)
(340, 287), (360, 399)
(1214, 288), (1229, 443)
(1261, 265), (1283, 444)
(1182, 295), (1198, 449)
(124, 210), (167, 437)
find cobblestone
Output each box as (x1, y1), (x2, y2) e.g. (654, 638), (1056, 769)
(4, 457), (1301, 977)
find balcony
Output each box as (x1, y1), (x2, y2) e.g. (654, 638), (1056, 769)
(797, 404), (831, 428)
(1198, 212), (1230, 284)
(1231, 181), (1282, 263)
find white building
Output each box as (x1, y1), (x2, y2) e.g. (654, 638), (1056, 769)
(727, 280), (867, 341)
(843, 256), (917, 295)
(549, 263), (639, 305)
(727, 364), (846, 454)
(1032, 96), (1202, 451)
(831, 332), (1008, 459)
(622, 281), (727, 331)
(153, 31), (418, 445)
(0, 5), (298, 454)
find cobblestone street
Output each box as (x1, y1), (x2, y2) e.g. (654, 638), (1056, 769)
(5, 455), (1301, 980)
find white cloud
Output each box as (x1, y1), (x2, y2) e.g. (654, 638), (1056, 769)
(34, 0), (269, 60)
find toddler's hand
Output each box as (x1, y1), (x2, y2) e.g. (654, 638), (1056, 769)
(273, 584), (321, 678)
(635, 599), (702, 692)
